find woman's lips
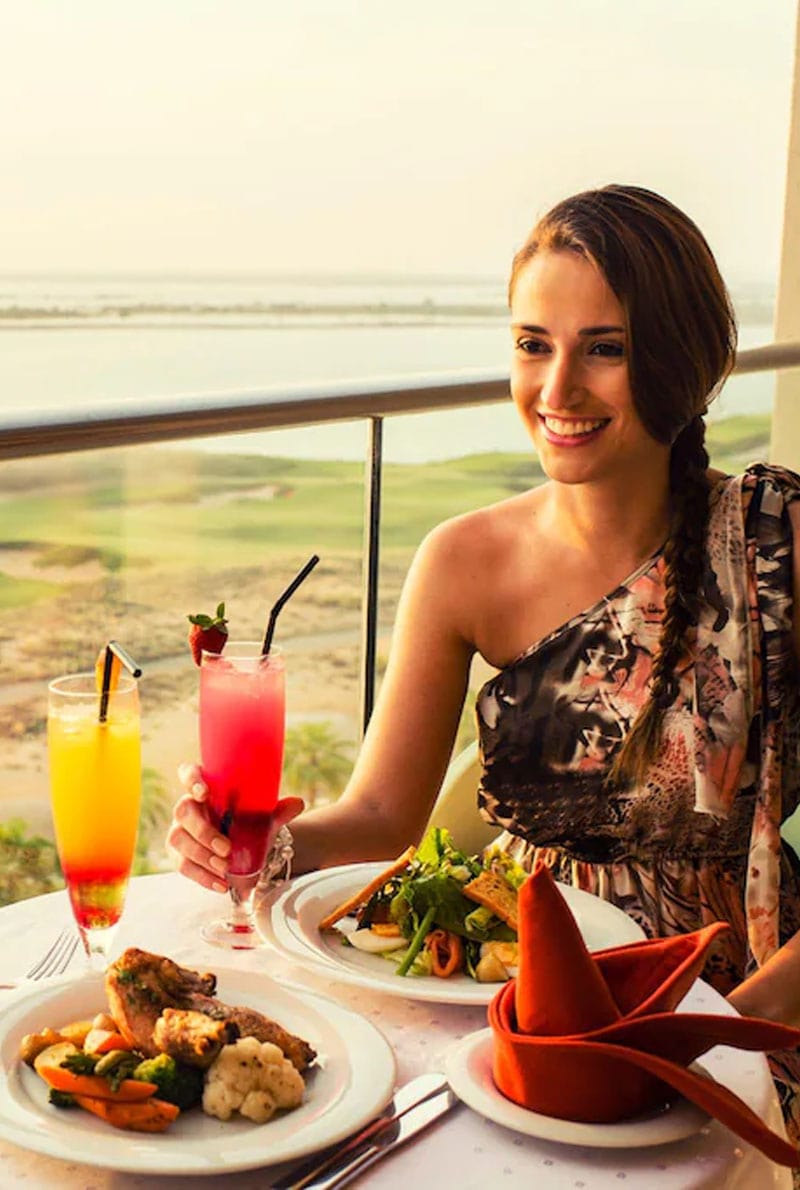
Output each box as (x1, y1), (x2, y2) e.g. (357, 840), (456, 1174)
(538, 414), (610, 447)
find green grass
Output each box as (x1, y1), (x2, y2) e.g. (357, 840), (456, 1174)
(706, 415), (770, 472)
(0, 415), (773, 577)
(0, 573), (60, 609)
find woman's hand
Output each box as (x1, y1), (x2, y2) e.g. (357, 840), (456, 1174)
(166, 763), (304, 893)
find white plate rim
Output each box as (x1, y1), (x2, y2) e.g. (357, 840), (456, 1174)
(262, 863), (645, 1006)
(444, 1028), (710, 1148)
(0, 965), (396, 1176)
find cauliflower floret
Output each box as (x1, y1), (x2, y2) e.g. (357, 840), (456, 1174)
(202, 1036), (306, 1124)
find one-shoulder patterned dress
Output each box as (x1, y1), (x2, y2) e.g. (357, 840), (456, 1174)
(476, 463), (800, 1141)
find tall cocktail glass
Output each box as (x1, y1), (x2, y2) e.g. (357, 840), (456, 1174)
(47, 672), (141, 968)
(199, 641), (286, 948)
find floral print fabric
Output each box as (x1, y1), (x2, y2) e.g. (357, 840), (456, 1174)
(475, 463), (800, 1147)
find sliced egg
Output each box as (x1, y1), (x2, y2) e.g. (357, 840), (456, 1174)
(479, 941), (519, 966)
(349, 928), (407, 954)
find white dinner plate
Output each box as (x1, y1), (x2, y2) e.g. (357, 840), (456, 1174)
(0, 966), (396, 1177)
(445, 1028), (710, 1147)
(260, 862), (645, 1006)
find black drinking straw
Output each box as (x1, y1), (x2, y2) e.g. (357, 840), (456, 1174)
(262, 554), (320, 656)
(98, 640), (143, 723)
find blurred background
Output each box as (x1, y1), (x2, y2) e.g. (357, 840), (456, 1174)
(0, 0), (796, 898)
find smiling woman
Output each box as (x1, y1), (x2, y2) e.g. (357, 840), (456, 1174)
(169, 184), (800, 1165)
(506, 184), (738, 787)
(509, 249), (665, 488)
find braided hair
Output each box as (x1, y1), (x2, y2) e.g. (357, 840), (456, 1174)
(509, 185), (737, 788)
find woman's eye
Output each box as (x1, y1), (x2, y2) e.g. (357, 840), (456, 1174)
(589, 341), (625, 358)
(516, 337), (549, 355)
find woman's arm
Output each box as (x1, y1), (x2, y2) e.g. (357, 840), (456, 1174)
(726, 499), (800, 1023)
(727, 936), (800, 1026)
(283, 519), (477, 871)
(168, 518), (477, 886)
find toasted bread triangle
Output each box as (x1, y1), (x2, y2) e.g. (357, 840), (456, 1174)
(463, 869), (519, 931)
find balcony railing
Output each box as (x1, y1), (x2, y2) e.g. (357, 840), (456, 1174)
(2, 339), (799, 733)
(1, 342), (798, 462)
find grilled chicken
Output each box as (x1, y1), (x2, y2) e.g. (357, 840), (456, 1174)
(183, 999), (317, 1072)
(105, 948), (317, 1072)
(153, 1008), (237, 1068)
(105, 949), (218, 1057)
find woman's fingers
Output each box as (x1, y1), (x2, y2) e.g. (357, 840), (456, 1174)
(177, 762), (208, 801)
(167, 793), (306, 892)
(166, 795), (230, 892)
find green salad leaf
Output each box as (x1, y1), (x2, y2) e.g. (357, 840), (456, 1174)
(353, 826), (521, 977)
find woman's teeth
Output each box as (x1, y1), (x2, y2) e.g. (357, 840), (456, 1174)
(542, 416), (607, 436)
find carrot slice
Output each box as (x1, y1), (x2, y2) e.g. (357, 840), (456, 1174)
(39, 1066), (157, 1102)
(74, 1094), (180, 1132)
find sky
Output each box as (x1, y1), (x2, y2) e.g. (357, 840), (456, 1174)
(1, 0), (797, 285)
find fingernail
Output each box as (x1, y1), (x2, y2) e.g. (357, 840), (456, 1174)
(191, 782), (207, 798)
(210, 855), (228, 874)
(211, 838), (230, 857)
(212, 880), (228, 894)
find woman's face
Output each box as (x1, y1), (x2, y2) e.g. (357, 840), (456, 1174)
(510, 249), (669, 487)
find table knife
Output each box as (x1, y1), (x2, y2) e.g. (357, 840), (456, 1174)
(271, 1072), (457, 1190)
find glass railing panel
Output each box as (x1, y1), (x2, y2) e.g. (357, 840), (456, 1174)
(0, 428), (367, 902)
(707, 318), (774, 464)
(376, 406), (545, 770)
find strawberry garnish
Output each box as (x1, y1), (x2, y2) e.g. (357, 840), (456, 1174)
(187, 602), (229, 667)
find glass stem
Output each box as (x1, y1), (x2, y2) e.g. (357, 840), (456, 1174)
(227, 875), (258, 934)
(80, 926), (116, 972)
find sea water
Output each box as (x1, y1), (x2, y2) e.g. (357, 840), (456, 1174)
(0, 274), (775, 463)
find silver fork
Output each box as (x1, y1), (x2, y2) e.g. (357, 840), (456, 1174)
(25, 928), (81, 980)
(0, 928), (81, 989)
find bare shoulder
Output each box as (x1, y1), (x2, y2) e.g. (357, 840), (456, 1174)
(420, 487), (545, 572)
(400, 488), (546, 650)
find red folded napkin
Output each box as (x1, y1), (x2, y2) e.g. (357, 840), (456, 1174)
(488, 862), (800, 1167)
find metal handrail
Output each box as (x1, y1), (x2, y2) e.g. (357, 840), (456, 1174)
(0, 370), (508, 461)
(1, 340), (798, 462)
(3, 338), (799, 732)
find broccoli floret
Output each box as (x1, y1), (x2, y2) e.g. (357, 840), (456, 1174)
(132, 1052), (204, 1110)
(48, 1089), (77, 1108)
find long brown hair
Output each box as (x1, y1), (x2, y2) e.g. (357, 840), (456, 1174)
(509, 185), (738, 787)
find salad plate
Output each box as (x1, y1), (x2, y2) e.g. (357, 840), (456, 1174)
(0, 965), (396, 1176)
(445, 1028), (710, 1147)
(261, 862), (645, 1006)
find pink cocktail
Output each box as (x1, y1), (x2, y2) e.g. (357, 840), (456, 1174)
(199, 641), (285, 947)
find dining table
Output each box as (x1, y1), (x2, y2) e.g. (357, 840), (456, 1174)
(0, 870), (792, 1190)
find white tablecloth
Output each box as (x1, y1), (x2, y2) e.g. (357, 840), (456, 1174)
(0, 873), (791, 1189)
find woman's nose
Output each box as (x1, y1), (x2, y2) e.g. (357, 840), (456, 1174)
(540, 354), (580, 411)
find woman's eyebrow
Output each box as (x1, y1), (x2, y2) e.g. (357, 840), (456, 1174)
(511, 323), (625, 335)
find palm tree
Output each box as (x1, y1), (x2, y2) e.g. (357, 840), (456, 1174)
(282, 721), (354, 808)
